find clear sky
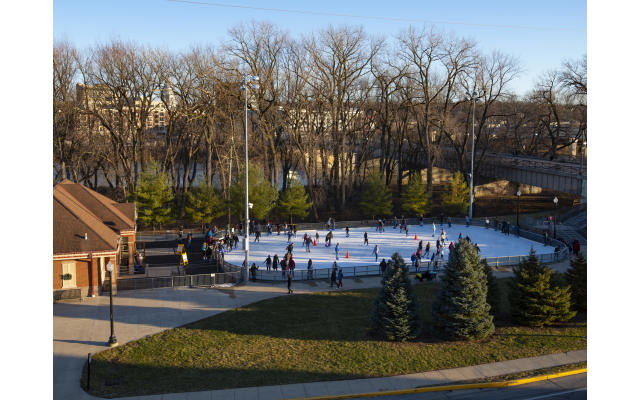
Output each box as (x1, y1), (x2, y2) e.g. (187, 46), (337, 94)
(53, 0), (586, 96)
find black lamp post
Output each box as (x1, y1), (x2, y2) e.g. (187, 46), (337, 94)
(516, 190), (521, 227)
(106, 261), (118, 347)
(553, 196), (558, 239)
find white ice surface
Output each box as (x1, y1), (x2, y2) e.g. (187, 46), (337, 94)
(223, 224), (551, 269)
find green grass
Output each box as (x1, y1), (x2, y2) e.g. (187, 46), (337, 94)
(84, 279), (587, 398)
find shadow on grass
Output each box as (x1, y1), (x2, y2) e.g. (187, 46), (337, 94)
(180, 284), (441, 342)
(83, 360), (366, 398)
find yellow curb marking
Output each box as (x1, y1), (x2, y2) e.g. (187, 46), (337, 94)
(288, 367), (587, 400)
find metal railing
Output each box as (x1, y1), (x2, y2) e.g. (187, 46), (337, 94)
(251, 263), (445, 282)
(104, 271), (242, 292)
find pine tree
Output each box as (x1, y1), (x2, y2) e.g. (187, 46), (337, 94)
(401, 172), (431, 217)
(360, 171), (393, 219)
(441, 171), (470, 216)
(482, 259), (501, 317)
(510, 249), (576, 327)
(431, 240), (495, 340)
(184, 178), (225, 230)
(278, 178), (313, 224)
(132, 161), (174, 230)
(564, 252), (587, 312)
(370, 253), (420, 342)
(230, 165), (279, 221)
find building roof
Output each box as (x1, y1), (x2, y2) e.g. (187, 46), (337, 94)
(53, 180), (136, 256)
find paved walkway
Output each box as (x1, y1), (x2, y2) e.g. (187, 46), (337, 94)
(117, 350), (587, 400)
(53, 254), (585, 400)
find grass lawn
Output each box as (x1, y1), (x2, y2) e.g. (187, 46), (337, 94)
(84, 279), (587, 398)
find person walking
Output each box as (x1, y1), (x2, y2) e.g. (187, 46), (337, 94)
(432, 221), (436, 237)
(307, 259), (313, 279)
(337, 269), (344, 288)
(448, 217), (452, 228)
(425, 241), (431, 256)
(364, 231), (369, 246)
(345, 226), (350, 237)
(330, 263), (337, 288)
(287, 267), (293, 294)
(335, 242), (340, 260)
(201, 241), (207, 260)
(272, 254), (279, 272)
(372, 244), (380, 261)
(265, 255), (272, 271)
(379, 258), (387, 275)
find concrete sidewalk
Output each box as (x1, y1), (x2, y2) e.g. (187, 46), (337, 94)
(117, 350), (587, 400)
(53, 256), (584, 400)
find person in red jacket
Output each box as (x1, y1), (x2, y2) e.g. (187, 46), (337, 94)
(573, 238), (581, 254)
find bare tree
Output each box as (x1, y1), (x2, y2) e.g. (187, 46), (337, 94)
(306, 25), (380, 208)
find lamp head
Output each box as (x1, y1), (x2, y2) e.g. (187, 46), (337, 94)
(106, 261), (114, 272)
(517, 190), (521, 197)
(553, 196), (558, 204)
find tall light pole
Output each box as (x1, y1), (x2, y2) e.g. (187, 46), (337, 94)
(106, 261), (117, 347)
(553, 196), (559, 239)
(465, 91), (481, 220)
(242, 75), (259, 282)
(516, 190), (521, 227)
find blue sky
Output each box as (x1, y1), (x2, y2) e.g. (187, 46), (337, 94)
(53, 0), (586, 96)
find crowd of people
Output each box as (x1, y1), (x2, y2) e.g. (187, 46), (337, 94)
(194, 213), (558, 294)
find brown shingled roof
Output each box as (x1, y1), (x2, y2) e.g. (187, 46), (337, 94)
(53, 180), (135, 255)
(56, 180), (135, 232)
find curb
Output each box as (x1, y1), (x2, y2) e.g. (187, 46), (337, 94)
(288, 368), (587, 400)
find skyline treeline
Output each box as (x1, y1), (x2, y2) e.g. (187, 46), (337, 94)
(54, 21), (586, 218)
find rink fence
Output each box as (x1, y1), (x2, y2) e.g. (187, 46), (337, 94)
(122, 218), (568, 290)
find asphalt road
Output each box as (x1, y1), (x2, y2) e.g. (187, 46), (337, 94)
(357, 373), (586, 400)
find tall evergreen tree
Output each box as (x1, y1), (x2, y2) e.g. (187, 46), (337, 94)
(401, 172), (431, 217)
(482, 259), (501, 317)
(278, 178), (313, 224)
(441, 171), (470, 216)
(432, 240), (495, 340)
(360, 171), (393, 219)
(132, 161), (174, 230)
(564, 252), (587, 312)
(184, 178), (225, 230)
(370, 253), (420, 342)
(510, 249), (576, 327)
(230, 165), (279, 221)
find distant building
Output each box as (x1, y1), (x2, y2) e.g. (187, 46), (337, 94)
(75, 83), (171, 137)
(53, 180), (136, 301)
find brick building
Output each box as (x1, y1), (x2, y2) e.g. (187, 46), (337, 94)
(53, 180), (136, 301)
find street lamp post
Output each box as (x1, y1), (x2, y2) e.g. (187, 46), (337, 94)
(106, 261), (118, 347)
(465, 91), (481, 220)
(553, 196), (559, 239)
(242, 75), (259, 282)
(516, 190), (521, 227)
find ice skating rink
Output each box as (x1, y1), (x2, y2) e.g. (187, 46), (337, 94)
(224, 224), (551, 269)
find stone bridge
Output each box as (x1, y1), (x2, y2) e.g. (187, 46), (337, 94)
(378, 147), (587, 199)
